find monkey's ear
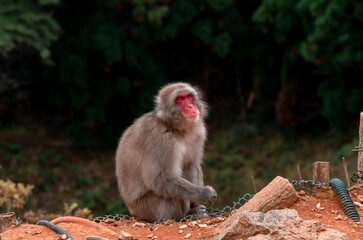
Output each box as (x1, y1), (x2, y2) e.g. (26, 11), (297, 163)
(155, 95), (165, 119)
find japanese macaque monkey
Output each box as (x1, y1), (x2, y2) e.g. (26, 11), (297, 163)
(115, 82), (217, 222)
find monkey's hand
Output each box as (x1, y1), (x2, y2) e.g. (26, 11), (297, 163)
(197, 185), (217, 204)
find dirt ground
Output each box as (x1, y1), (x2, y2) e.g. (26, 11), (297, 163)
(1, 188), (363, 240)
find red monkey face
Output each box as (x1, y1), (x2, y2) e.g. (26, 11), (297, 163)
(175, 93), (199, 119)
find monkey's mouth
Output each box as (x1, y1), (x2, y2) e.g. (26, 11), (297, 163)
(185, 113), (198, 119)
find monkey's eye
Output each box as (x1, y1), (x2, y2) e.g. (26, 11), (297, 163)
(175, 96), (185, 104)
(186, 94), (193, 99)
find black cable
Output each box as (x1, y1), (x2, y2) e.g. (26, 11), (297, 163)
(36, 220), (74, 240)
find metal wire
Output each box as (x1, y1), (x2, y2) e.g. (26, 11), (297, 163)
(93, 213), (131, 223)
(289, 179), (330, 195)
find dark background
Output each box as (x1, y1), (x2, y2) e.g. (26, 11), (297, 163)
(0, 0), (362, 216)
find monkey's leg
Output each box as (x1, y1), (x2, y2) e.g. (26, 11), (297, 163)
(128, 192), (189, 222)
(183, 163), (208, 218)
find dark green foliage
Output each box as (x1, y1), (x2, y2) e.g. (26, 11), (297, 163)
(0, 0), (60, 61)
(254, 0), (363, 130)
(1, 0), (362, 145)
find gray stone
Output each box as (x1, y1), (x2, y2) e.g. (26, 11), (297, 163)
(212, 209), (348, 240)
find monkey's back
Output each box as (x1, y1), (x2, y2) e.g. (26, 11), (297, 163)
(115, 112), (174, 205)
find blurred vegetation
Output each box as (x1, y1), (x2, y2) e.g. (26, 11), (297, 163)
(0, 123), (359, 216)
(0, 179), (34, 212)
(0, 0), (362, 217)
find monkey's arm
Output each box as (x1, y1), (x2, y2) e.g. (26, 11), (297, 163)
(149, 172), (216, 204)
(141, 148), (216, 204)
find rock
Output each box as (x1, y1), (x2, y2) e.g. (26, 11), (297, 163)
(119, 230), (133, 240)
(164, 220), (173, 226)
(214, 217), (224, 223)
(212, 209), (348, 240)
(132, 222), (146, 227)
(179, 224), (188, 229)
(85, 237), (109, 240)
(104, 218), (115, 224)
(184, 233), (191, 239)
(198, 224), (208, 228)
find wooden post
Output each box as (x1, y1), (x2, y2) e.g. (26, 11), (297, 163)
(358, 112), (363, 171)
(297, 165), (302, 180)
(251, 175), (257, 194)
(313, 161), (330, 185)
(342, 157), (350, 188)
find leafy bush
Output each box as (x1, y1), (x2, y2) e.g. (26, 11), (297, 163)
(1, 0), (362, 146)
(253, 0), (363, 130)
(0, 179), (34, 212)
(0, 0), (60, 61)
(63, 202), (93, 219)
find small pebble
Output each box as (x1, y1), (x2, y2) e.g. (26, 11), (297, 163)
(105, 218), (115, 224)
(164, 220), (173, 226)
(198, 224), (208, 228)
(119, 230), (134, 240)
(214, 217), (224, 223)
(179, 224), (188, 229)
(179, 230), (184, 234)
(184, 233), (191, 239)
(85, 236), (109, 240)
(133, 222), (146, 227)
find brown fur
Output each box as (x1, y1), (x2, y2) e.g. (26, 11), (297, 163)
(115, 82), (217, 222)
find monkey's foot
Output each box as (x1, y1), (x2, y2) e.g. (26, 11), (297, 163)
(187, 204), (209, 219)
